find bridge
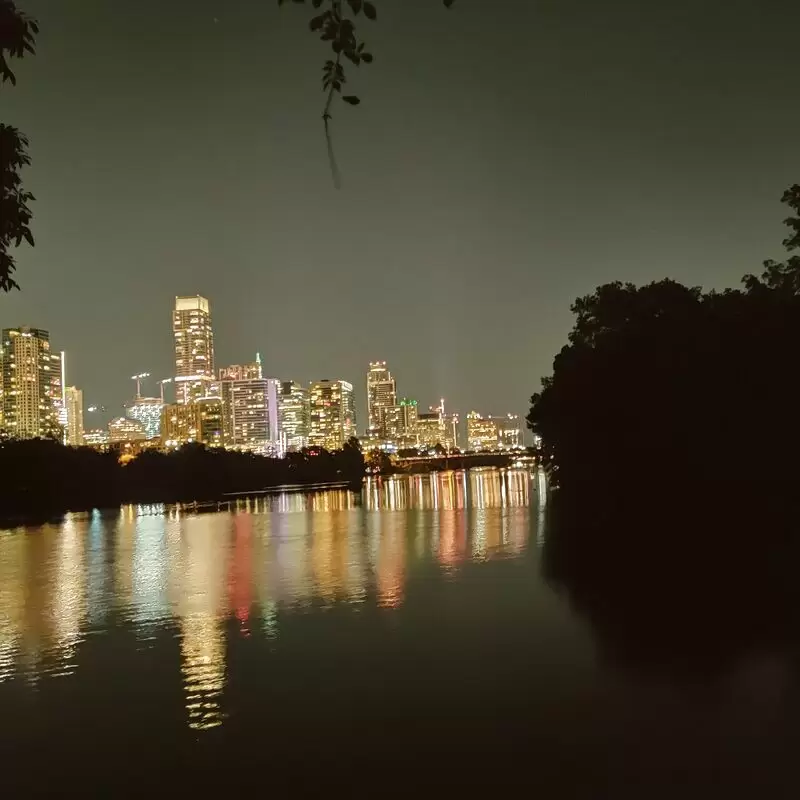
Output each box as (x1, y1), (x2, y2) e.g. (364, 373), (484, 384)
(389, 451), (537, 474)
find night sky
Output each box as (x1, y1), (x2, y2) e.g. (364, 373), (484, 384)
(3, 0), (799, 428)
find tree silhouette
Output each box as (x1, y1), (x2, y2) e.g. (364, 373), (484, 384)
(279, 0), (455, 185)
(0, 0), (38, 291)
(528, 183), (800, 500)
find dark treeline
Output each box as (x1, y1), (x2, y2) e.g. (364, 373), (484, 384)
(0, 438), (365, 519)
(529, 184), (800, 506)
(531, 184), (800, 674)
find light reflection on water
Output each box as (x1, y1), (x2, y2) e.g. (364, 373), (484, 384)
(0, 469), (535, 731)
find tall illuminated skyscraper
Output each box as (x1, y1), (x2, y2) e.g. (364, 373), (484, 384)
(367, 361), (396, 437)
(173, 295), (215, 404)
(309, 380), (356, 450)
(1, 327), (63, 440)
(279, 381), (310, 451)
(65, 386), (84, 445)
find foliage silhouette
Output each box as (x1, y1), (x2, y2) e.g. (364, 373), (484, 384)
(528, 183), (800, 503)
(532, 184), (800, 676)
(279, 0), (455, 186)
(0, 437), (366, 518)
(0, 0), (38, 291)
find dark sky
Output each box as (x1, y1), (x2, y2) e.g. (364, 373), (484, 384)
(4, 0), (799, 429)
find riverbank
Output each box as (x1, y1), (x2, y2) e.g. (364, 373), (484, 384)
(0, 438), (366, 520)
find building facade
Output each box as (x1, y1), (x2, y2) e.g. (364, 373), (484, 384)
(219, 356), (262, 382)
(220, 378), (270, 452)
(382, 398), (418, 447)
(497, 414), (522, 449)
(173, 295), (215, 404)
(466, 411), (500, 451)
(161, 398), (224, 447)
(279, 381), (310, 451)
(366, 361), (396, 437)
(125, 397), (163, 440)
(108, 417), (147, 443)
(1, 327), (63, 440)
(309, 380), (356, 450)
(65, 386), (84, 446)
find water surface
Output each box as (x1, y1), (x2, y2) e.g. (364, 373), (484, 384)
(1, 468), (798, 795)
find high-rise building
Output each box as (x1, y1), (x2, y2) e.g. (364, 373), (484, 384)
(1, 327), (63, 440)
(125, 397), (163, 440)
(309, 380), (356, 451)
(382, 398), (418, 447)
(466, 411), (499, 451)
(65, 386), (84, 446)
(173, 295), (215, 404)
(108, 416), (146, 444)
(219, 355), (262, 382)
(279, 381), (310, 451)
(220, 376), (271, 453)
(161, 398), (224, 447)
(498, 414), (522, 449)
(367, 361), (396, 437)
(417, 412), (443, 449)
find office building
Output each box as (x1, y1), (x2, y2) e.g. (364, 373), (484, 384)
(1, 327), (63, 440)
(108, 417), (146, 444)
(367, 361), (396, 437)
(83, 428), (109, 448)
(219, 355), (262, 382)
(279, 381), (310, 451)
(65, 386), (84, 446)
(383, 398), (418, 447)
(416, 412), (443, 449)
(498, 414), (522, 449)
(309, 380), (356, 450)
(220, 375), (273, 453)
(125, 397), (163, 440)
(173, 295), (215, 404)
(161, 398), (224, 447)
(466, 411), (499, 451)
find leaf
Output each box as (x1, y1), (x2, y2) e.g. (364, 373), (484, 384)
(309, 14), (325, 31)
(347, 0), (363, 13)
(361, 52), (373, 63)
(342, 95), (361, 105)
(443, 0), (456, 7)
(312, 0), (324, 6)
(363, 2), (377, 21)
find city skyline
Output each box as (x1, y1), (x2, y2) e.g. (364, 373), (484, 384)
(1, 291), (524, 451)
(5, 1), (795, 431)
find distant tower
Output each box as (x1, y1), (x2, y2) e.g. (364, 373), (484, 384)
(366, 361), (396, 437)
(309, 380), (356, 450)
(65, 386), (84, 445)
(279, 381), (310, 451)
(173, 295), (215, 404)
(1, 327), (63, 439)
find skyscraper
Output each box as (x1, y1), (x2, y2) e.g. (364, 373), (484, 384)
(1, 327), (63, 440)
(108, 416), (146, 443)
(219, 355), (262, 382)
(279, 381), (310, 451)
(173, 295), (215, 404)
(309, 380), (356, 450)
(65, 386), (84, 446)
(367, 361), (396, 437)
(161, 398), (224, 447)
(382, 398), (418, 447)
(466, 411), (499, 451)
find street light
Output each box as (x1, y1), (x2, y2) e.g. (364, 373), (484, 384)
(131, 372), (150, 400)
(158, 377), (173, 404)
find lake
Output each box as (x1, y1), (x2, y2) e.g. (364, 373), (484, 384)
(1, 468), (798, 796)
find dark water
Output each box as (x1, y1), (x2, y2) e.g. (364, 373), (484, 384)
(1, 468), (798, 796)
